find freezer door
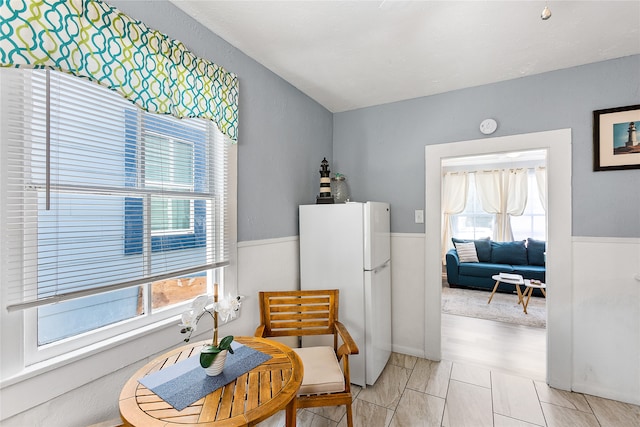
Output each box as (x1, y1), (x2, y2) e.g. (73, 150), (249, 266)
(363, 202), (391, 270)
(364, 259), (392, 385)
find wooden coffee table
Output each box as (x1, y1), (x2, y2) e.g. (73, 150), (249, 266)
(119, 336), (303, 427)
(522, 280), (546, 313)
(488, 274), (545, 314)
(488, 273), (526, 311)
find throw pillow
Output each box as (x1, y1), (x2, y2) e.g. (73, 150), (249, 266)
(454, 241), (479, 263)
(491, 240), (528, 265)
(452, 237), (492, 262)
(527, 238), (546, 266)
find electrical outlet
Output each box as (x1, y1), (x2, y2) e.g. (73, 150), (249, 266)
(414, 209), (424, 224)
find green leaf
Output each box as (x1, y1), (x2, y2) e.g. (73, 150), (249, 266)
(218, 335), (234, 353)
(200, 346), (221, 368)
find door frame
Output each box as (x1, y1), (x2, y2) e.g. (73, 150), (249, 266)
(424, 128), (573, 389)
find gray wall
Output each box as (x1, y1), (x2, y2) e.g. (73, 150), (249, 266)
(109, 0), (333, 242)
(110, 0), (639, 239)
(334, 55), (640, 238)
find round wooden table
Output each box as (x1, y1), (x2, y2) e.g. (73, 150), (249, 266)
(119, 336), (303, 427)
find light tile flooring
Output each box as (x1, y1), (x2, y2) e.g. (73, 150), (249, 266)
(258, 314), (640, 427)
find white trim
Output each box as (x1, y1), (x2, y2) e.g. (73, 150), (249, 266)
(572, 236), (640, 244)
(425, 128), (573, 390)
(1, 314), (178, 388)
(237, 235), (298, 248)
(391, 344), (424, 358)
(391, 232), (425, 239)
(0, 317), (180, 419)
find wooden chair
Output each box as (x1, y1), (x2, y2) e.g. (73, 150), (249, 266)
(255, 289), (359, 427)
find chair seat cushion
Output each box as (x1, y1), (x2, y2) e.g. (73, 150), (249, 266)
(293, 346), (345, 395)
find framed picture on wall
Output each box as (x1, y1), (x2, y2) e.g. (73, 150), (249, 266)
(593, 104), (640, 171)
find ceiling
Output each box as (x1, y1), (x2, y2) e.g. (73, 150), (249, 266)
(171, 1), (640, 113)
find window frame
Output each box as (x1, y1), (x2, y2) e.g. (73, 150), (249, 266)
(510, 169), (547, 241)
(451, 169), (546, 242)
(451, 173), (495, 240)
(124, 110), (207, 255)
(0, 68), (238, 372)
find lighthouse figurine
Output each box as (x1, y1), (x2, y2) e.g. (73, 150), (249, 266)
(316, 157), (335, 204)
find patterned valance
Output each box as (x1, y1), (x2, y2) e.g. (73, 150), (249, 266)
(0, 0), (239, 141)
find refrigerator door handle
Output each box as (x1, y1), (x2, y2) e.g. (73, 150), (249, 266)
(371, 260), (390, 274)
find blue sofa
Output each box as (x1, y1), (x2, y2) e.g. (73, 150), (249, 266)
(445, 238), (546, 295)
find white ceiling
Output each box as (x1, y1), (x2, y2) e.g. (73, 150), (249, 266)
(171, 1), (640, 113)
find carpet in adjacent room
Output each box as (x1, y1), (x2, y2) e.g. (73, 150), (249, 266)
(441, 286), (546, 328)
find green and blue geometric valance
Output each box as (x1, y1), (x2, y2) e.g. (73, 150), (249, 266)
(0, 0), (239, 141)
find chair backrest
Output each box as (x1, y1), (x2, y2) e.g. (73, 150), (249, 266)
(258, 289), (339, 338)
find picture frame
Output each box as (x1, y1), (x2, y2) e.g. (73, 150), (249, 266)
(593, 104), (640, 171)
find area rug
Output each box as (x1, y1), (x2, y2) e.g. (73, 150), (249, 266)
(441, 287), (546, 328)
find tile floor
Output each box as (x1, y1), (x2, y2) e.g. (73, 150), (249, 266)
(259, 351), (640, 427)
(258, 312), (640, 427)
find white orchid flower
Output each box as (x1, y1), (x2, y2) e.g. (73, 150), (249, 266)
(179, 292), (242, 342)
(179, 309), (198, 332)
(191, 294), (210, 314)
(216, 295), (241, 322)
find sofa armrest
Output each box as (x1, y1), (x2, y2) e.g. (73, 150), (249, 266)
(445, 249), (460, 285)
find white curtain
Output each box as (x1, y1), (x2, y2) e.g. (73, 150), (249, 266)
(476, 169), (528, 241)
(475, 170), (502, 239)
(441, 172), (468, 260)
(535, 167), (547, 211)
(506, 168), (528, 215)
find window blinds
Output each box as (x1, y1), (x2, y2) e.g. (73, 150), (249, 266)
(2, 68), (230, 312)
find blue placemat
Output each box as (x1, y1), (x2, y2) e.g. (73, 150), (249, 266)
(139, 341), (272, 411)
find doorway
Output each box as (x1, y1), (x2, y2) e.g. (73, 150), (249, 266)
(424, 129), (573, 389)
(440, 149), (548, 379)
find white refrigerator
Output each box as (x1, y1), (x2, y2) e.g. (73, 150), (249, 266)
(299, 202), (391, 387)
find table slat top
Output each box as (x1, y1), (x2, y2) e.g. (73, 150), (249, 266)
(119, 336), (303, 426)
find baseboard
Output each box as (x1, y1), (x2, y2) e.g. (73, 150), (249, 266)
(572, 382), (640, 406)
(392, 344), (425, 359)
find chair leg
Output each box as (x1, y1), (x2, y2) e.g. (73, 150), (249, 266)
(346, 403), (354, 427)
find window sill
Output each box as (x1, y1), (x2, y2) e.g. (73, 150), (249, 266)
(0, 312), (241, 421)
(0, 314), (182, 420)
(3, 315), (178, 388)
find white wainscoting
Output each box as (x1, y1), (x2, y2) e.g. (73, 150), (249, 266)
(389, 233), (640, 405)
(237, 234), (430, 359)
(230, 236), (301, 337)
(3, 234), (637, 426)
(0, 236), (301, 427)
(390, 233), (426, 357)
(571, 236), (640, 405)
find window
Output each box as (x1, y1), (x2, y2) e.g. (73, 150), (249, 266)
(510, 170), (546, 241)
(0, 68), (236, 362)
(146, 134), (195, 234)
(123, 111), (207, 255)
(452, 171), (546, 241)
(451, 174), (495, 240)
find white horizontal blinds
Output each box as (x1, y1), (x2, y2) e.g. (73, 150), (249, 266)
(3, 68), (229, 311)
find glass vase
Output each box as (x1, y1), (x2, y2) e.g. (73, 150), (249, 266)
(331, 175), (350, 203)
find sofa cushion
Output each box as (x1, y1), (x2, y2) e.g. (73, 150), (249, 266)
(452, 237), (491, 262)
(491, 240), (528, 265)
(454, 242), (479, 262)
(459, 262), (513, 278)
(527, 238), (546, 266)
